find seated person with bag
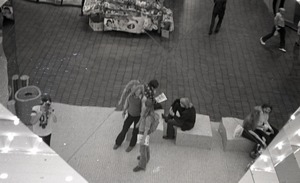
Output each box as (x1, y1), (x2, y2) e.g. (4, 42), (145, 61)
(242, 104), (278, 159)
(162, 98), (196, 139)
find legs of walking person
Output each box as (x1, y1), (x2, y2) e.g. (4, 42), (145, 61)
(81, 0), (85, 16)
(278, 27), (286, 49)
(146, 145), (150, 163)
(296, 35), (300, 46)
(215, 12), (224, 33)
(209, 13), (217, 35)
(129, 116), (140, 147)
(115, 114), (135, 147)
(133, 144), (148, 172)
(262, 26), (276, 43)
(41, 134), (51, 146)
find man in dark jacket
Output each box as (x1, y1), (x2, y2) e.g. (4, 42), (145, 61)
(209, 0), (227, 35)
(162, 98), (196, 139)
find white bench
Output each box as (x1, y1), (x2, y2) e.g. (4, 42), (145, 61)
(175, 114), (213, 150)
(218, 117), (255, 152)
(126, 109), (166, 143)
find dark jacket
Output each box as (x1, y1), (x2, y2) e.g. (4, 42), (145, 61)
(171, 99), (196, 131)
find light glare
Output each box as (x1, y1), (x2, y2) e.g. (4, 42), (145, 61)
(7, 133), (15, 141)
(2, 147), (10, 153)
(65, 176), (73, 182)
(0, 173), (8, 179)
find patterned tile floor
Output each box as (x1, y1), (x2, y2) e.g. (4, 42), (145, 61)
(3, 0), (300, 182)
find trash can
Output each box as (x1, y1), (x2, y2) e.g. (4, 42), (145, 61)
(15, 85), (41, 126)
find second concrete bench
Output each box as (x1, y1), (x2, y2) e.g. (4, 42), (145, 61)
(218, 117), (255, 152)
(175, 114), (213, 150)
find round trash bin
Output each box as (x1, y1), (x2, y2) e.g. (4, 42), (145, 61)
(15, 85), (41, 126)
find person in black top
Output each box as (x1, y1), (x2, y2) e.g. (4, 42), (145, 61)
(162, 98), (196, 139)
(209, 0), (227, 35)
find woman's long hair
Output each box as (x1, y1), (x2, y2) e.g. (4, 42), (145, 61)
(243, 108), (260, 131)
(123, 84), (144, 110)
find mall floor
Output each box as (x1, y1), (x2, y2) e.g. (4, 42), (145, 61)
(5, 0), (300, 182)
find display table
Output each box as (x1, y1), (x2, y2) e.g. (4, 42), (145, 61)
(83, 0), (174, 36)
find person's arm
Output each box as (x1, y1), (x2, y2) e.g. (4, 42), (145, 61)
(122, 97), (129, 118)
(30, 106), (42, 125)
(274, 13), (280, 29)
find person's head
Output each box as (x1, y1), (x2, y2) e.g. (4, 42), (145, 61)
(148, 79), (159, 90)
(180, 98), (193, 108)
(279, 8), (285, 15)
(261, 104), (272, 114)
(2, 7), (11, 14)
(106, 19), (112, 27)
(41, 93), (52, 107)
(131, 85), (144, 98)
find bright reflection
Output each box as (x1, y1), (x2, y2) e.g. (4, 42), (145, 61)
(275, 142), (284, 150)
(250, 165), (255, 171)
(7, 133), (15, 141)
(1, 146), (10, 153)
(260, 155), (268, 162)
(13, 117), (20, 126)
(0, 173), (8, 179)
(29, 147), (39, 154)
(296, 129), (300, 136)
(65, 176), (73, 182)
(264, 167), (272, 172)
(37, 137), (43, 143)
(291, 114), (296, 120)
(277, 155), (285, 162)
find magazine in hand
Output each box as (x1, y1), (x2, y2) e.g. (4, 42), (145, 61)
(155, 93), (167, 103)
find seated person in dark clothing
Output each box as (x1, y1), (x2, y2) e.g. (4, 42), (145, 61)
(242, 104), (278, 159)
(162, 98), (196, 139)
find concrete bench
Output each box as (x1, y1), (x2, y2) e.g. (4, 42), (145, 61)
(126, 109), (166, 143)
(175, 114), (213, 150)
(218, 117), (255, 152)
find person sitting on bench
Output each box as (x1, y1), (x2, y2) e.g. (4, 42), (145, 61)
(242, 104), (278, 159)
(162, 98), (196, 139)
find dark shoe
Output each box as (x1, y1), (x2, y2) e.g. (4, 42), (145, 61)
(113, 144), (120, 150)
(126, 146), (134, 152)
(163, 135), (175, 140)
(137, 156), (140, 160)
(208, 31), (212, 35)
(133, 166), (144, 172)
(214, 29), (219, 33)
(295, 42), (300, 46)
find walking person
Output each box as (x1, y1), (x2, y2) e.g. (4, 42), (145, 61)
(209, 0), (227, 35)
(295, 20), (300, 46)
(114, 85), (143, 152)
(30, 93), (57, 146)
(260, 8), (287, 52)
(133, 99), (160, 172)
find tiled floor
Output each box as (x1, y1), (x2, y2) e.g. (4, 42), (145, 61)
(9, 0), (300, 128)
(51, 103), (252, 183)
(3, 0), (300, 182)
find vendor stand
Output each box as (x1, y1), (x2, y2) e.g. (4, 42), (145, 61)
(83, 0), (174, 37)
